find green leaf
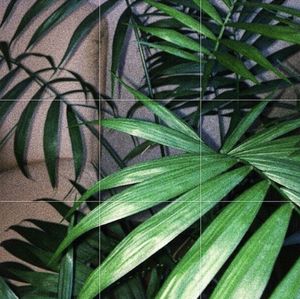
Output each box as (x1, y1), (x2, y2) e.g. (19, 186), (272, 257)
(0, 0), (19, 27)
(14, 100), (40, 178)
(214, 52), (259, 83)
(77, 166), (251, 298)
(111, 6), (131, 96)
(11, 0), (55, 43)
(221, 39), (288, 82)
(66, 105), (84, 179)
(230, 118), (300, 154)
(99, 118), (202, 153)
(222, 0), (232, 8)
(145, 0), (203, 34)
(43, 100), (61, 188)
(96, 186), (200, 294)
(66, 154), (204, 217)
(139, 41), (203, 61)
(200, 0), (223, 25)
(221, 101), (269, 153)
(59, 8), (99, 67)
(157, 180), (269, 299)
(270, 258), (300, 299)
(139, 26), (203, 51)
(0, 277), (18, 299)
(58, 217), (74, 299)
(2, 77), (34, 99)
(26, 0), (85, 50)
(227, 23), (300, 45)
(114, 77), (200, 140)
(244, 2), (300, 18)
(211, 204), (292, 299)
(0, 41), (12, 70)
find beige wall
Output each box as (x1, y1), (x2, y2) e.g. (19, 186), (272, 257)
(0, 1), (102, 263)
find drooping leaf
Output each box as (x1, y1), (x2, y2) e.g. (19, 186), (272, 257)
(59, 7), (99, 67)
(14, 100), (40, 177)
(0, 0), (19, 27)
(43, 100), (61, 188)
(66, 105), (84, 179)
(26, 0), (85, 50)
(111, 6), (131, 95)
(211, 204), (292, 299)
(11, 0), (55, 42)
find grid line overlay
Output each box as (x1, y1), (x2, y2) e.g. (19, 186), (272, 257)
(0, 1), (299, 298)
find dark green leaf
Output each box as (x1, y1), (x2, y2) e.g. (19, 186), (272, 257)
(66, 105), (84, 179)
(26, 0), (85, 50)
(43, 100), (61, 188)
(59, 8), (99, 67)
(14, 100), (40, 177)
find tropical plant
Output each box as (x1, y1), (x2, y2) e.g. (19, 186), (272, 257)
(1, 0), (300, 299)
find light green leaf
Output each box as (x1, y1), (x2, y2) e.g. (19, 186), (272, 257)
(96, 186), (200, 294)
(228, 23), (300, 45)
(221, 101), (269, 153)
(245, 2), (300, 18)
(214, 52), (259, 83)
(270, 258), (300, 299)
(230, 118), (300, 154)
(53, 165), (249, 266)
(139, 26), (204, 51)
(99, 118), (202, 153)
(58, 216), (74, 299)
(153, 181), (270, 299)
(200, 0), (223, 25)
(221, 39), (288, 82)
(139, 41), (204, 60)
(43, 100), (61, 188)
(77, 166), (251, 299)
(145, 0), (204, 34)
(65, 154), (236, 219)
(113, 77), (200, 140)
(211, 204), (292, 299)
